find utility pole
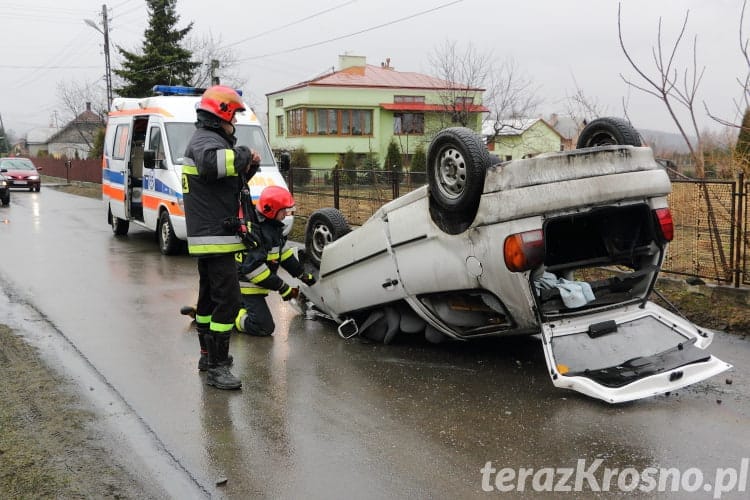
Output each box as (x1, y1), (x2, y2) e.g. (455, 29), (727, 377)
(85, 4), (113, 110)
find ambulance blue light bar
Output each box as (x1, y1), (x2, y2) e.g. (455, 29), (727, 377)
(151, 85), (243, 96)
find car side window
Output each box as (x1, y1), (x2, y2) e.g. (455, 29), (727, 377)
(148, 126), (165, 161)
(113, 124), (130, 160)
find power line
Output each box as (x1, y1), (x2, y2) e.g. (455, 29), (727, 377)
(235, 0), (465, 63)
(221, 0), (359, 49)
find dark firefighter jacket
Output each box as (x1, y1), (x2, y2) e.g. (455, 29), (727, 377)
(237, 212), (303, 297)
(182, 127), (246, 256)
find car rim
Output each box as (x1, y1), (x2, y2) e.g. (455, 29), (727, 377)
(161, 219), (170, 247)
(312, 223), (332, 258)
(436, 146), (467, 200)
(589, 132), (617, 146)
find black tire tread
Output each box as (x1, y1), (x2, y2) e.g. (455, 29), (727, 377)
(576, 117), (642, 148)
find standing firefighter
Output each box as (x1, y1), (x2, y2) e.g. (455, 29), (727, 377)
(235, 186), (316, 336)
(182, 85), (260, 390)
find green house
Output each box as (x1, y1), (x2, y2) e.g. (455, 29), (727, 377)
(483, 118), (564, 161)
(266, 55), (488, 169)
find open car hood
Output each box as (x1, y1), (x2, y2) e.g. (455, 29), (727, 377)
(541, 301), (732, 403)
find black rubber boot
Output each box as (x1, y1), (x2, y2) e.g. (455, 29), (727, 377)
(206, 333), (242, 390)
(197, 327), (232, 371)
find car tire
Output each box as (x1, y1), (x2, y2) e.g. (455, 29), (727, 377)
(158, 211), (182, 255)
(110, 209), (129, 236)
(34, 185), (40, 192)
(427, 127), (490, 213)
(1, 195), (9, 206)
(305, 207), (351, 267)
(576, 117), (642, 148)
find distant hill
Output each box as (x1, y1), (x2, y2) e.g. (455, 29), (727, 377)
(638, 128), (693, 154)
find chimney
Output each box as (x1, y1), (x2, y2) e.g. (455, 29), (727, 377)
(86, 102), (92, 111)
(338, 54), (366, 70)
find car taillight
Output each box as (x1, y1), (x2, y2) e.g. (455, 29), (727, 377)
(654, 208), (674, 242)
(504, 229), (545, 272)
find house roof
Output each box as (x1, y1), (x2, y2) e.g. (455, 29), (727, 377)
(381, 102), (489, 113)
(48, 108), (104, 144)
(26, 127), (61, 144)
(269, 64), (486, 95)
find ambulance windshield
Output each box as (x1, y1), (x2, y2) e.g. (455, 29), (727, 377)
(165, 123), (276, 166)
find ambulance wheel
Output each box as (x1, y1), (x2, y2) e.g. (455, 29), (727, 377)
(576, 117), (642, 148)
(109, 207), (129, 236)
(305, 208), (351, 267)
(158, 211), (181, 255)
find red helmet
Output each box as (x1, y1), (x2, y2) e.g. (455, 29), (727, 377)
(258, 186), (295, 219)
(197, 85), (246, 122)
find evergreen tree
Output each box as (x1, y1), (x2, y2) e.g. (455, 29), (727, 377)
(113, 0), (199, 97)
(0, 125), (9, 155)
(735, 108), (750, 174)
(289, 147), (311, 186)
(88, 127), (106, 160)
(342, 148), (357, 185)
(410, 143), (427, 185)
(384, 139), (402, 185)
(362, 152), (380, 185)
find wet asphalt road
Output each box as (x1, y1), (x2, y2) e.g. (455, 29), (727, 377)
(1, 188), (749, 499)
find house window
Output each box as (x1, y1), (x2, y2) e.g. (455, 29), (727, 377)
(288, 109), (304, 136)
(275, 98), (283, 107)
(286, 108), (372, 136)
(276, 115), (284, 136)
(394, 95), (425, 103)
(454, 96), (473, 105)
(394, 113), (424, 134)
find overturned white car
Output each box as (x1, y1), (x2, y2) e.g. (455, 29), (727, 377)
(296, 118), (731, 404)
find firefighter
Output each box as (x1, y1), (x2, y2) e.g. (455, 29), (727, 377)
(182, 85), (261, 390)
(235, 186), (316, 336)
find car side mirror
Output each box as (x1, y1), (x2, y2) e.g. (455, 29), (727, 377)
(278, 151), (291, 173)
(35, 166), (43, 171)
(0, 168), (6, 173)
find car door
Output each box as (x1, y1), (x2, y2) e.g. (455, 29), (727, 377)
(540, 301), (732, 403)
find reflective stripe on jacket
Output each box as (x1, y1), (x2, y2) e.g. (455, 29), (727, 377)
(182, 127), (245, 255)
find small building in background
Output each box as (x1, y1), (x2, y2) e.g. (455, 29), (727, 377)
(483, 117), (564, 161)
(45, 102), (104, 159)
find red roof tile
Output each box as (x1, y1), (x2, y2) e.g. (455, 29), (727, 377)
(271, 64), (485, 93)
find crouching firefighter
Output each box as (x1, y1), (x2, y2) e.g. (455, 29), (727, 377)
(182, 85), (261, 390)
(235, 186), (316, 336)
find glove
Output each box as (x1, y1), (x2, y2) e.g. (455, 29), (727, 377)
(298, 272), (317, 286)
(279, 283), (300, 301)
(234, 145), (251, 174)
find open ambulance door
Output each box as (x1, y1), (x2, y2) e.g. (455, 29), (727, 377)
(541, 301), (732, 404)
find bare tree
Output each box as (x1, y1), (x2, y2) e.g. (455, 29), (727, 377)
(185, 32), (246, 90)
(617, 3), (706, 177)
(427, 40), (491, 130)
(706, 0), (750, 129)
(55, 79), (108, 151)
(428, 40), (541, 144)
(483, 58), (543, 145)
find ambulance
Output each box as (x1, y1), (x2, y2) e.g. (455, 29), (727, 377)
(102, 85), (291, 255)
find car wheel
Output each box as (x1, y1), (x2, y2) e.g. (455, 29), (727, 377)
(34, 185), (40, 192)
(305, 208), (351, 267)
(1, 195), (9, 206)
(29, 187), (34, 192)
(111, 213), (129, 236)
(427, 127), (490, 213)
(158, 211), (182, 255)
(576, 117), (642, 148)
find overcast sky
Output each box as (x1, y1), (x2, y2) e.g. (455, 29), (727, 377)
(0, 0), (747, 139)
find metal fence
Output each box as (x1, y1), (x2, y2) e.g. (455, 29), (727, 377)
(287, 167), (748, 287)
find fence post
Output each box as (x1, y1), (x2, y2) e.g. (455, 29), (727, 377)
(333, 168), (340, 210)
(391, 164), (399, 199)
(287, 160), (294, 195)
(735, 171), (745, 288)
(65, 160), (72, 184)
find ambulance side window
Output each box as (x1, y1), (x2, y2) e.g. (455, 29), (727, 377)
(148, 127), (165, 162)
(113, 124), (130, 160)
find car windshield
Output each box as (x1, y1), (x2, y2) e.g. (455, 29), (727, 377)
(0, 159), (36, 170)
(164, 123), (276, 166)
